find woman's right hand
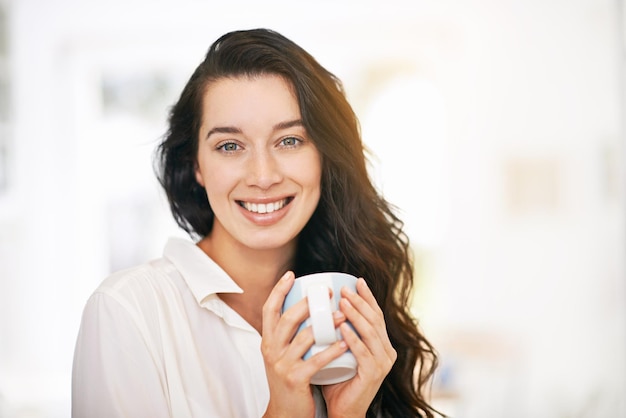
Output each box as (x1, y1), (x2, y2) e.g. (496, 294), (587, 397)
(261, 271), (348, 418)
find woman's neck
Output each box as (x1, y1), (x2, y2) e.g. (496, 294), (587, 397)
(198, 233), (295, 289)
(196, 227), (296, 334)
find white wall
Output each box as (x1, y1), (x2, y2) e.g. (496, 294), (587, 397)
(0, 0), (624, 417)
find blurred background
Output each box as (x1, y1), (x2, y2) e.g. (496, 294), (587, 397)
(0, 0), (624, 417)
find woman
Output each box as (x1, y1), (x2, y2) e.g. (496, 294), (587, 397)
(72, 28), (439, 417)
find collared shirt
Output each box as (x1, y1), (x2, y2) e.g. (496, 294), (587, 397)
(72, 237), (327, 418)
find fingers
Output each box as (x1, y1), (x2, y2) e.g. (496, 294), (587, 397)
(262, 272), (313, 361)
(340, 279), (383, 339)
(339, 278), (397, 370)
(288, 305), (346, 367)
(345, 278), (383, 323)
(262, 271), (347, 361)
(310, 342), (349, 376)
(261, 271), (295, 337)
(332, 308), (346, 328)
(341, 279), (388, 341)
(339, 296), (387, 359)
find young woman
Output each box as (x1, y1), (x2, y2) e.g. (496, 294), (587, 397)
(72, 29), (439, 418)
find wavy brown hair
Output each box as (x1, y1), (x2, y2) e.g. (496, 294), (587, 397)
(155, 28), (439, 417)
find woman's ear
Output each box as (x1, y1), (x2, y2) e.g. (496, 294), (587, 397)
(194, 162), (205, 187)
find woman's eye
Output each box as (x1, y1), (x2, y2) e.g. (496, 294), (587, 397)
(280, 137), (301, 147)
(218, 142), (239, 152)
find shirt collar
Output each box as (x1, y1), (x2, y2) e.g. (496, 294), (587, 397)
(163, 237), (243, 305)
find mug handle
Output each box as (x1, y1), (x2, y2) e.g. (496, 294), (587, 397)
(306, 284), (337, 346)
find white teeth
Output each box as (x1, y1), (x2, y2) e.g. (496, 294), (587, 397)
(242, 199), (288, 214)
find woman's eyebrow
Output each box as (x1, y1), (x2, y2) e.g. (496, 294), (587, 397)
(206, 126), (242, 140)
(273, 119), (304, 131)
(205, 119), (304, 140)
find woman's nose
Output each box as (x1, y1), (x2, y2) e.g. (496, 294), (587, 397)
(245, 151), (283, 189)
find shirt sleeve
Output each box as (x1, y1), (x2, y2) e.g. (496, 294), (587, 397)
(72, 291), (171, 418)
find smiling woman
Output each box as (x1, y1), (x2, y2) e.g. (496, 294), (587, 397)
(71, 28), (439, 418)
(194, 75), (322, 253)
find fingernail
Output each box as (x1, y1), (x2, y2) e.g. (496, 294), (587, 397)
(281, 271), (293, 281)
(333, 310), (345, 320)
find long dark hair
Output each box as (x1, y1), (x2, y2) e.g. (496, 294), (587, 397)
(155, 28), (439, 418)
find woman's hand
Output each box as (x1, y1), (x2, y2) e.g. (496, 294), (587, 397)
(261, 271), (349, 418)
(322, 278), (397, 418)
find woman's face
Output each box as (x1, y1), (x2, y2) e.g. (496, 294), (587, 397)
(195, 74), (322, 252)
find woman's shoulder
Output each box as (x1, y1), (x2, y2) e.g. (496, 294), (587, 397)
(78, 257), (189, 338)
(100, 257), (171, 287)
(89, 257), (180, 308)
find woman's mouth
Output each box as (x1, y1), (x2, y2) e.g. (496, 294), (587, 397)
(237, 197), (293, 214)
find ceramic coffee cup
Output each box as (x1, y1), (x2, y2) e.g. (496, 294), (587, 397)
(282, 272), (358, 385)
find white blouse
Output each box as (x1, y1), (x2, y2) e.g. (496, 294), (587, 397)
(72, 237), (327, 418)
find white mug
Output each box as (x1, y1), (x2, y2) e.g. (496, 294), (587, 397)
(282, 272), (358, 385)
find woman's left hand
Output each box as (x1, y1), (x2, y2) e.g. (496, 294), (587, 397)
(321, 277), (397, 418)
